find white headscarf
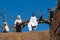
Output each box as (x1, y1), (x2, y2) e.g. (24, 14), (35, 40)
(17, 15), (20, 18)
(14, 15), (22, 24)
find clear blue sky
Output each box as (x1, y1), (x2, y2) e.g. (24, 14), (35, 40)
(0, 0), (57, 32)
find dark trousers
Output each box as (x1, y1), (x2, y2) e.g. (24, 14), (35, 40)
(16, 27), (21, 32)
(32, 26), (36, 31)
(3, 29), (7, 33)
(16, 24), (21, 32)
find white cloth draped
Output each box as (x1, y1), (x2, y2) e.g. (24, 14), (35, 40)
(4, 25), (9, 32)
(28, 16), (38, 31)
(14, 19), (22, 24)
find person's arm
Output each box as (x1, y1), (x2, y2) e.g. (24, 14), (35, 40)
(3, 26), (6, 30)
(20, 19), (22, 23)
(35, 17), (38, 23)
(28, 22), (32, 31)
(30, 17), (32, 22)
(35, 17), (38, 26)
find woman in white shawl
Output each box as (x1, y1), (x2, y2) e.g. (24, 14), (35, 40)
(14, 15), (22, 32)
(3, 22), (10, 32)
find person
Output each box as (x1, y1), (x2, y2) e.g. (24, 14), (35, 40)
(14, 15), (22, 32)
(28, 13), (38, 32)
(3, 21), (10, 32)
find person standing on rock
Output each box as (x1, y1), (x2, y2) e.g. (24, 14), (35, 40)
(28, 13), (38, 32)
(14, 15), (22, 32)
(3, 21), (10, 32)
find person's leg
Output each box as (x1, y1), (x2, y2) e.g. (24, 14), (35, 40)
(28, 22), (32, 32)
(33, 27), (36, 31)
(3, 28), (7, 33)
(15, 28), (17, 32)
(19, 25), (22, 32)
(16, 26), (22, 32)
(16, 27), (19, 32)
(32, 26), (34, 31)
(32, 26), (37, 32)
(3, 30), (6, 32)
(16, 28), (20, 32)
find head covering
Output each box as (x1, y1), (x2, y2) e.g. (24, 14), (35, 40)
(4, 21), (7, 24)
(4, 21), (7, 26)
(32, 13), (35, 17)
(17, 15), (20, 18)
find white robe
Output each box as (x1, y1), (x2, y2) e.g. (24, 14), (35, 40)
(28, 16), (38, 31)
(28, 22), (32, 31)
(4, 25), (9, 32)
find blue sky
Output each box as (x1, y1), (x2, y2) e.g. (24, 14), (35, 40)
(0, 0), (57, 32)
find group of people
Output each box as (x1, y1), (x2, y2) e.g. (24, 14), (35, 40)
(3, 13), (38, 32)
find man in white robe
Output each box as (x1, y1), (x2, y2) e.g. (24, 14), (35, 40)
(28, 13), (38, 32)
(14, 15), (22, 32)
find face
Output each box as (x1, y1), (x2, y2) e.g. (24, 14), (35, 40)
(4, 24), (6, 26)
(17, 17), (20, 20)
(32, 13), (34, 17)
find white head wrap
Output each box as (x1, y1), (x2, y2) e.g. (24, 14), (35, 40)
(4, 21), (7, 24)
(17, 15), (20, 18)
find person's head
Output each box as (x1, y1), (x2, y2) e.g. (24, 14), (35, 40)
(17, 15), (20, 20)
(4, 22), (7, 26)
(32, 13), (35, 17)
(48, 9), (52, 12)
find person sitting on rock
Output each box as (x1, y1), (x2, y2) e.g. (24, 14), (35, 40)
(3, 21), (10, 32)
(14, 15), (22, 32)
(28, 13), (38, 32)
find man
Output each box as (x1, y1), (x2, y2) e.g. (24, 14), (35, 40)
(48, 9), (54, 25)
(14, 15), (22, 32)
(3, 21), (10, 32)
(28, 13), (38, 32)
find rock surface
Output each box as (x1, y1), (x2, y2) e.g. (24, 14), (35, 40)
(0, 30), (49, 40)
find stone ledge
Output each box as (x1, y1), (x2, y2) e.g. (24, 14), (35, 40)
(0, 30), (49, 40)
